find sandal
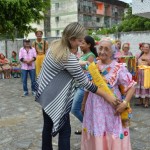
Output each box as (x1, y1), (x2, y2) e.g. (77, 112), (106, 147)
(135, 99), (144, 106)
(144, 99), (149, 108)
(144, 104), (149, 108)
(74, 130), (82, 135)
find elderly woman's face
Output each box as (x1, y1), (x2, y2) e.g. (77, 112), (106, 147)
(116, 41), (121, 49)
(122, 44), (130, 52)
(98, 41), (113, 61)
(143, 44), (150, 54)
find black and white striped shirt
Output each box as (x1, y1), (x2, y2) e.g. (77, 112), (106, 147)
(35, 50), (97, 136)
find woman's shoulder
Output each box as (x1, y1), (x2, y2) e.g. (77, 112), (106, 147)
(87, 52), (96, 58)
(129, 51), (133, 56)
(110, 60), (127, 72)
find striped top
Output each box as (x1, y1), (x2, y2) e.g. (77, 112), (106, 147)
(35, 50), (97, 136)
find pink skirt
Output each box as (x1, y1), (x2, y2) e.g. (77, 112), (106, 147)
(135, 69), (150, 98)
(81, 128), (132, 150)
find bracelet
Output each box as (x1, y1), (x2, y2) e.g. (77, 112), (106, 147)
(123, 100), (129, 108)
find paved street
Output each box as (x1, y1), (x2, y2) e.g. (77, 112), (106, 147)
(0, 78), (150, 150)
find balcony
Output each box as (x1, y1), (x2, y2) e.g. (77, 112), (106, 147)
(95, 2), (104, 15)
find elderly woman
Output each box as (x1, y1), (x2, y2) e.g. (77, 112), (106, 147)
(115, 43), (132, 58)
(81, 40), (136, 150)
(0, 53), (11, 79)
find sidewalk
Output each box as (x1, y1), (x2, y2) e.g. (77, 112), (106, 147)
(0, 78), (150, 150)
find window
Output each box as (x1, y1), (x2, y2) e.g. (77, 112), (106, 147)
(55, 3), (59, 10)
(96, 17), (100, 22)
(55, 16), (59, 22)
(56, 30), (60, 37)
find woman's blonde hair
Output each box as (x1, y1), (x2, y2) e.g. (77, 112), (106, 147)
(50, 22), (86, 61)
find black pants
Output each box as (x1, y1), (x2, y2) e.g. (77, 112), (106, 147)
(42, 110), (71, 150)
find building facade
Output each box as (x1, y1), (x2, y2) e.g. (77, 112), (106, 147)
(51, 0), (127, 37)
(51, 0), (78, 37)
(132, 0), (150, 19)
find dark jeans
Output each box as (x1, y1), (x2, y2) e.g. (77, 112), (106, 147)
(42, 110), (71, 150)
(21, 69), (36, 93)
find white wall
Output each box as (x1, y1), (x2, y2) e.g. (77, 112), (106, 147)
(103, 31), (150, 55)
(1, 31), (150, 58)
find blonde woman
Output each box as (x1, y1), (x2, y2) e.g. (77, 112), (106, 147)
(35, 22), (118, 150)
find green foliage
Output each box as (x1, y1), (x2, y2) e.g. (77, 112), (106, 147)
(0, 0), (50, 40)
(87, 30), (101, 41)
(120, 7), (150, 32)
(87, 6), (150, 36)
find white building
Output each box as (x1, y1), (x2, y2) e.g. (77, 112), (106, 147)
(51, 0), (127, 37)
(51, 0), (78, 37)
(132, 0), (150, 19)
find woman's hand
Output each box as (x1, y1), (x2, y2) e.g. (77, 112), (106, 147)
(79, 60), (89, 66)
(104, 94), (120, 107)
(115, 101), (128, 115)
(96, 88), (120, 107)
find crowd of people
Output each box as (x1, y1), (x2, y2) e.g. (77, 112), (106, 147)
(0, 29), (48, 97)
(0, 22), (150, 150)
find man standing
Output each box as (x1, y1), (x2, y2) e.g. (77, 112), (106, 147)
(19, 39), (37, 96)
(32, 29), (48, 76)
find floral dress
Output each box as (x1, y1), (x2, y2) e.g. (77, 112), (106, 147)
(115, 51), (133, 58)
(135, 55), (150, 98)
(81, 60), (136, 150)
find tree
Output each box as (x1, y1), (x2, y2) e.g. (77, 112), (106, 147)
(0, 0), (50, 40)
(118, 6), (150, 32)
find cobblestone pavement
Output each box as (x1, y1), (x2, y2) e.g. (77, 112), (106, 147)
(0, 79), (150, 150)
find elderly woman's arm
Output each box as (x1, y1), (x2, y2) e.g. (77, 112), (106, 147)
(116, 86), (135, 113)
(64, 54), (118, 107)
(115, 66), (136, 114)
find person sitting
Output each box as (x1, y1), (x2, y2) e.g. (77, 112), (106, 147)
(0, 59), (3, 79)
(0, 53), (11, 79)
(10, 51), (21, 78)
